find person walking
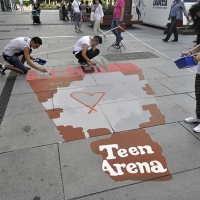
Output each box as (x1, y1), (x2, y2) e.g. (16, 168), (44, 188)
(162, 0), (189, 42)
(81, 0), (87, 22)
(68, 1), (74, 22)
(19, 0), (24, 11)
(93, 0), (106, 39)
(0, 37), (47, 75)
(182, 1), (200, 132)
(86, 1), (91, 15)
(61, 0), (69, 21)
(72, 0), (82, 32)
(111, 0), (125, 48)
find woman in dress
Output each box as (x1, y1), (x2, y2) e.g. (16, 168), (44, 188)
(93, 0), (106, 39)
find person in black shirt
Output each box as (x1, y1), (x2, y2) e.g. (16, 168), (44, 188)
(61, 0), (69, 21)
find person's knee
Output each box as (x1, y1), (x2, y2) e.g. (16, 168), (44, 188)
(17, 65), (28, 74)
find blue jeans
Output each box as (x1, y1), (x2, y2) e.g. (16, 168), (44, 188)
(111, 18), (123, 45)
(165, 17), (179, 41)
(2, 52), (28, 74)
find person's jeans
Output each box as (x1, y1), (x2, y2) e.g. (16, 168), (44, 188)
(165, 17), (179, 41)
(75, 49), (100, 63)
(74, 12), (81, 30)
(111, 18), (123, 45)
(2, 52), (29, 74)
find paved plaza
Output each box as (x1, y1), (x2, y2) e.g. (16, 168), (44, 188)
(0, 9), (199, 200)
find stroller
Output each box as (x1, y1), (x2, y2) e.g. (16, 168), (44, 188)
(31, 10), (41, 25)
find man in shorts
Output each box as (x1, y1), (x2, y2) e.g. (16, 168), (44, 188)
(72, 0), (82, 32)
(73, 35), (102, 66)
(0, 37), (47, 75)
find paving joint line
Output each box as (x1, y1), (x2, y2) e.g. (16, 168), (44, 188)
(0, 121), (197, 156)
(154, 79), (184, 94)
(67, 166), (200, 200)
(57, 144), (66, 200)
(186, 92), (195, 100)
(178, 122), (200, 142)
(151, 67), (171, 78)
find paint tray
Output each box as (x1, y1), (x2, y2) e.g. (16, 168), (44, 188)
(174, 56), (196, 69)
(34, 58), (47, 65)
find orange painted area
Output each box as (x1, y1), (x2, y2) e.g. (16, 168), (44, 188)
(57, 125), (85, 141)
(26, 63), (143, 81)
(90, 129), (172, 182)
(70, 92), (105, 114)
(26, 63), (166, 142)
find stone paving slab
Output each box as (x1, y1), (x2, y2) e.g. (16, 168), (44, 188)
(156, 75), (195, 94)
(154, 64), (195, 77)
(80, 167), (200, 200)
(5, 92), (52, 116)
(0, 145), (64, 200)
(58, 122), (200, 200)
(124, 79), (175, 98)
(125, 58), (174, 69)
(0, 111), (63, 153)
(141, 67), (169, 79)
(12, 79), (37, 95)
(180, 121), (200, 140)
(155, 94), (196, 123)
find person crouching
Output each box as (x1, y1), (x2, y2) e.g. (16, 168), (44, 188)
(73, 35), (102, 66)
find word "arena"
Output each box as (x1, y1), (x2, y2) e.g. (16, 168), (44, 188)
(99, 144), (167, 176)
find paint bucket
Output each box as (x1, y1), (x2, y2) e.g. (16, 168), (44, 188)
(174, 56), (197, 69)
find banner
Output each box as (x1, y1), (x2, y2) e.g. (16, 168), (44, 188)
(132, 0), (197, 27)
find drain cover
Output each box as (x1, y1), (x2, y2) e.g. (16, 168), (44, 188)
(0, 71), (17, 125)
(103, 52), (159, 61)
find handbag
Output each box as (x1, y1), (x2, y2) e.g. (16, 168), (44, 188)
(90, 11), (94, 21)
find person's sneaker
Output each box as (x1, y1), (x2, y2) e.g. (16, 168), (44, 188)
(184, 116), (200, 123)
(0, 63), (6, 75)
(113, 44), (120, 49)
(171, 40), (178, 42)
(193, 124), (200, 133)
(78, 60), (88, 66)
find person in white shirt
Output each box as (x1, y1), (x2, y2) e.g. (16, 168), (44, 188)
(93, 0), (106, 39)
(72, 0), (82, 32)
(73, 35), (102, 66)
(19, 0), (24, 11)
(0, 37), (47, 75)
